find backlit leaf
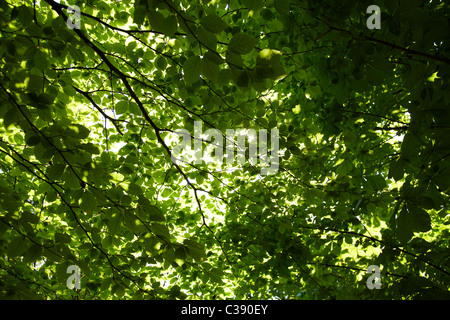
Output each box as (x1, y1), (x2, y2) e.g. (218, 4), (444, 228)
(228, 33), (257, 55)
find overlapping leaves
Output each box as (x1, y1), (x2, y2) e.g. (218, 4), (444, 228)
(0, 0), (449, 300)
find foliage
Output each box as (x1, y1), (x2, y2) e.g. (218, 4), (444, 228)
(0, 0), (450, 300)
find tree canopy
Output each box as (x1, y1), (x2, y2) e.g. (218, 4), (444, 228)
(1, 0), (450, 300)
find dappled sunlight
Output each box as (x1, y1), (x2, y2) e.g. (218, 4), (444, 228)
(0, 0), (449, 303)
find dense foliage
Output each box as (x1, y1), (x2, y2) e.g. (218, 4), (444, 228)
(1, 0), (450, 300)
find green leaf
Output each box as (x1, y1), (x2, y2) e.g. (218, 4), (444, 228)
(204, 50), (224, 65)
(397, 207), (414, 244)
(47, 163), (66, 180)
(256, 48), (282, 65)
(200, 13), (228, 33)
(124, 212), (143, 234)
(26, 74), (43, 92)
(55, 232), (72, 244)
(261, 8), (273, 20)
(120, 164), (134, 175)
(183, 55), (202, 85)
(33, 50), (49, 72)
(197, 27), (217, 51)
(366, 66), (384, 86)
(389, 159), (404, 181)
(161, 15), (178, 37)
(147, 10), (165, 33)
(400, 133), (420, 161)
(400, 277), (434, 296)
(305, 85), (322, 99)
(3, 108), (20, 130)
(209, 267), (224, 283)
(274, 0), (290, 15)
(217, 69), (232, 86)
(101, 235), (112, 249)
(226, 50), (244, 68)
(80, 191), (98, 212)
(155, 56), (167, 70)
(415, 196), (435, 210)
(148, 205), (165, 221)
(22, 134), (39, 148)
(142, 233), (158, 253)
(407, 202), (431, 233)
(236, 71), (249, 87)
(24, 244), (43, 263)
(133, 1), (146, 26)
(228, 33), (257, 55)
(113, 284), (125, 298)
(80, 143), (100, 154)
(68, 45), (84, 63)
(243, 0), (264, 10)
(174, 245), (187, 260)
(150, 223), (170, 240)
(201, 58), (219, 82)
(7, 237), (27, 257)
(75, 258), (91, 275)
(108, 215), (123, 235)
(21, 211), (40, 224)
(120, 194), (132, 206)
(115, 100), (129, 114)
(0, 192), (20, 214)
(63, 168), (80, 189)
(184, 239), (206, 261)
(37, 93), (55, 105)
(367, 175), (386, 190)
(127, 183), (143, 195)
(66, 124), (90, 139)
(17, 5), (33, 27)
(33, 142), (54, 164)
(255, 49), (286, 80)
